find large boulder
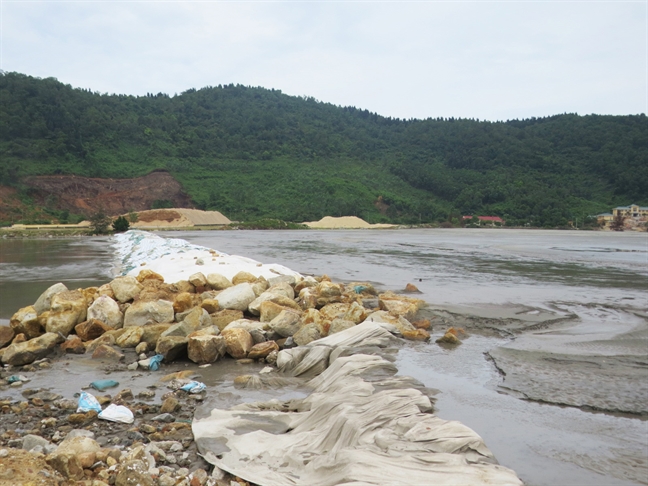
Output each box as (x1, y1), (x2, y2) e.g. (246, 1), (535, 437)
(110, 276), (143, 303)
(329, 318), (356, 335)
(259, 301), (289, 322)
(75, 319), (112, 341)
(221, 328), (254, 359)
(206, 273), (232, 290)
(187, 334), (227, 364)
(162, 308), (211, 338)
(188, 272), (208, 290)
(223, 319), (267, 333)
(319, 303), (350, 321)
(10, 305), (43, 339)
(1, 332), (63, 366)
(92, 344), (125, 361)
(173, 292), (196, 314)
(183, 307), (212, 329)
(87, 295), (123, 329)
(115, 326), (144, 348)
(140, 323), (172, 346)
(156, 336), (189, 362)
(0, 325), (15, 348)
(46, 436), (100, 481)
(317, 281), (343, 298)
(269, 310), (302, 338)
(293, 323), (322, 346)
(248, 291), (301, 316)
(46, 290), (88, 336)
(215, 283), (256, 311)
(344, 301), (368, 324)
(34, 283), (68, 314)
(123, 299), (174, 327)
(267, 282), (295, 300)
(363, 310), (416, 334)
(267, 275), (297, 287)
(231, 271), (257, 285)
(136, 269), (165, 283)
(247, 341), (279, 360)
(297, 287), (318, 309)
(251, 278), (269, 297)
(211, 309), (245, 331)
(378, 292), (425, 321)
(60, 336), (85, 354)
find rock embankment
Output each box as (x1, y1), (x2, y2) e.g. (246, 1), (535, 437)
(0, 263), (431, 485)
(2, 269), (430, 369)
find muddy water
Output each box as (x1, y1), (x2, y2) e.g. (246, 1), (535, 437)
(1, 228), (647, 485)
(0, 237), (114, 323)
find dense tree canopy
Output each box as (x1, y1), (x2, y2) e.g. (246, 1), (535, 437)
(1, 72), (646, 226)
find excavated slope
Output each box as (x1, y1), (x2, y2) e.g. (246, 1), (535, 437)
(22, 171), (193, 217)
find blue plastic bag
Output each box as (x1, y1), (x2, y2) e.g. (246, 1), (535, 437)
(354, 285), (369, 294)
(148, 354), (164, 371)
(180, 381), (206, 394)
(77, 391), (102, 413)
(90, 379), (119, 391)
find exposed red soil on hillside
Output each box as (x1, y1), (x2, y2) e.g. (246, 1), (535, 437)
(0, 186), (24, 222)
(21, 171), (194, 217)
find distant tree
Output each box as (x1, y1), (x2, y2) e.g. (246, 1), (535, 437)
(112, 215), (130, 233)
(610, 213), (625, 231)
(89, 211), (111, 235)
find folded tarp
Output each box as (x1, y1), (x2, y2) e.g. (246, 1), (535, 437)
(194, 346), (522, 486)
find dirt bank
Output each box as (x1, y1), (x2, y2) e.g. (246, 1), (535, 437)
(21, 171), (194, 217)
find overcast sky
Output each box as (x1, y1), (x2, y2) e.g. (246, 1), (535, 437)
(1, 0), (645, 121)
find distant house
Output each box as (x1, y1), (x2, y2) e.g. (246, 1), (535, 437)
(612, 204), (648, 219)
(596, 213), (614, 227)
(598, 204), (648, 231)
(462, 215), (505, 226)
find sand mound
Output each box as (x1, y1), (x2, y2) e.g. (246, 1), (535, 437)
(130, 208), (231, 228)
(305, 216), (394, 229)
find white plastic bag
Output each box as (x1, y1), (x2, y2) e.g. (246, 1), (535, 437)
(98, 404), (134, 423)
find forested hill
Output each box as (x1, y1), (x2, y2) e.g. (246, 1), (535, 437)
(1, 71), (646, 226)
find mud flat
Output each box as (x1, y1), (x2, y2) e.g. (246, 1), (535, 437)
(0, 230), (522, 486)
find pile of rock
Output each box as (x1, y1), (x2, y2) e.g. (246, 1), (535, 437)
(0, 372), (244, 486)
(1, 269), (431, 368)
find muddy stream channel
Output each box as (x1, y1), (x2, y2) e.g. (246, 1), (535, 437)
(1, 228), (646, 485)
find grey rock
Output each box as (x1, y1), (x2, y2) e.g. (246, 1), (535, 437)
(267, 275), (297, 287)
(152, 413), (175, 423)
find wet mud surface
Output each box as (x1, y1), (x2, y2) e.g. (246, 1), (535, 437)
(2, 229), (647, 485)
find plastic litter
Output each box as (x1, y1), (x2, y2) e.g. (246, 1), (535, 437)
(77, 391), (102, 413)
(354, 285), (369, 294)
(7, 375), (24, 383)
(98, 404), (134, 424)
(180, 381), (206, 394)
(148, 354), (164, 371)
(90, 379), (119, 391)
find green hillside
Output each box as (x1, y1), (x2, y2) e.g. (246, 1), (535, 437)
(1, 72), (646, 226)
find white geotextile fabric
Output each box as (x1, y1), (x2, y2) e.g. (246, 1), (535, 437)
(113, 230), (301, 283)
(276, 321), (400, 377)
(194, 351), (523, 486)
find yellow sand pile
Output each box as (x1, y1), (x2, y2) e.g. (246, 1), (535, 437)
(304, 216), (394, 229)
(131, 208), (231, 228)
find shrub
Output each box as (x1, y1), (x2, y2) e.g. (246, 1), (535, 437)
(112, 216), (130, 233)
(89, 211), (112, 235)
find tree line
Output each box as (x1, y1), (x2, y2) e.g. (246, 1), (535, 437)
(1, 71), (646, 226)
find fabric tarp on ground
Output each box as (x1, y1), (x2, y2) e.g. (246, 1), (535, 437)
(193, 323), (522, 486)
